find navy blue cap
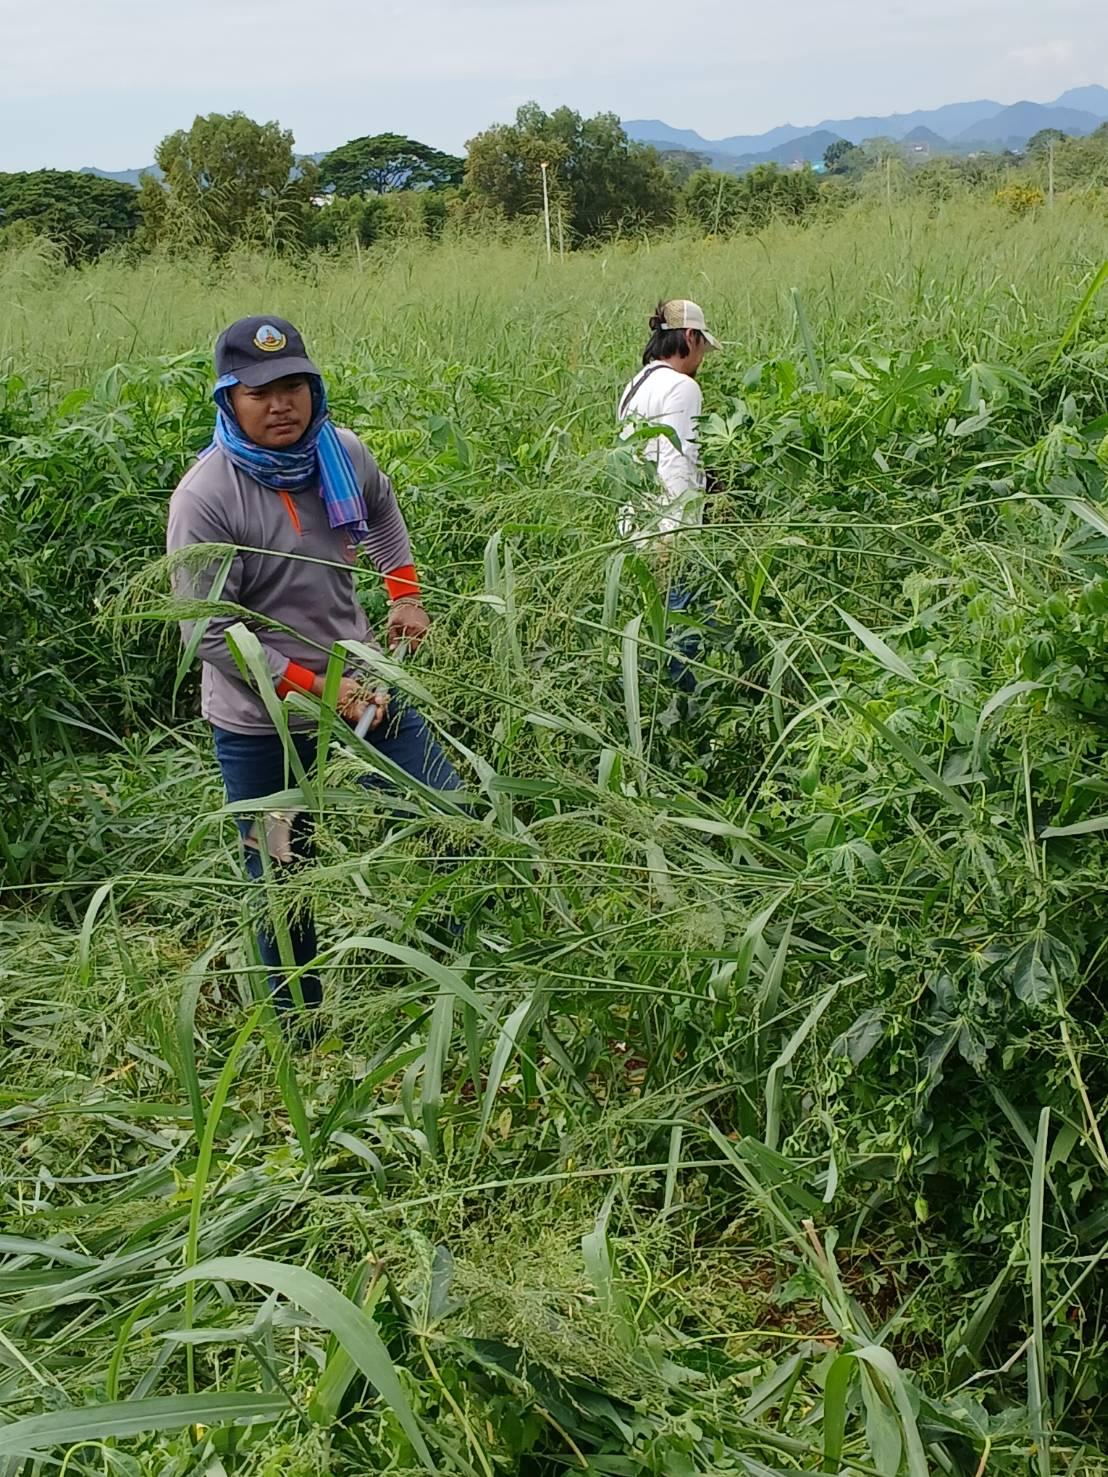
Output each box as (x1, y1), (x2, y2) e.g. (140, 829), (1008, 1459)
(214, 315), (320, 387)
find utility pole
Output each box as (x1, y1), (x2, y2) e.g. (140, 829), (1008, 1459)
(540, 161), (552, 263)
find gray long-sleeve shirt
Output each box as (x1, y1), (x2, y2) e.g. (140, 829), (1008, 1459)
(166, 428), (412, 734)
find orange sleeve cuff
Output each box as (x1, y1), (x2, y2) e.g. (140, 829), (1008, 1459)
(383, 564), (421, 601)
(276, 661), (317, 699)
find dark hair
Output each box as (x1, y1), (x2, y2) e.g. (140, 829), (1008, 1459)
(642, 302), (704, 366)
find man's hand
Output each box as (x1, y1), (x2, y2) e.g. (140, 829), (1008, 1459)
(387, 598), (431, 652)
(313, 673), (388, 732)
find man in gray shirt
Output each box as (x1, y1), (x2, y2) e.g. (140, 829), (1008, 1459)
(168, 314), (460, 1017)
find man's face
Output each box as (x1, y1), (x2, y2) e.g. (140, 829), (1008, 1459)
(230, 375), (313, 449)
(685, 332), (710, 377)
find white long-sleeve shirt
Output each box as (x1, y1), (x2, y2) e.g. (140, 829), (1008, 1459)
(617, 363), (705, 538)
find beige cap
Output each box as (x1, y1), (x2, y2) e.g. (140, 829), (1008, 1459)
(660, 299), (721, 350)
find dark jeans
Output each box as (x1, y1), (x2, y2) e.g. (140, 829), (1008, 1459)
(666, 586), (706, 692)
(214, 704), (461, 1011)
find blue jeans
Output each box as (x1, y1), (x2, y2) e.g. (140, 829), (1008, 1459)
(666, 586), (704, 692)
(214, 704), (461, 1011)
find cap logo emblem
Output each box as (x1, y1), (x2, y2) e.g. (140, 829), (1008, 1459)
(253, 324), (287, 352)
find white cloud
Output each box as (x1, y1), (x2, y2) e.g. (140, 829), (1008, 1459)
(1006, 39), (1075, 68)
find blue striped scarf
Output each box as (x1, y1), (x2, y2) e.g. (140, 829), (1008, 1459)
(209, 374), (369, 543)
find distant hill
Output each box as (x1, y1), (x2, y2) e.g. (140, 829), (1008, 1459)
(625, 120), (719, 152)
(624, 101), (1001, 156)
(956, 101), (1104, 146)
(904, 127), (951, 146)
(741, 130), (843, 168)
(647, 129), (844, 175)
(1054, 85), (1108, 116)
(709, 124), (810, 156)
(903, 126), (949, 147)
(641, 141), (743, 171)
(79, 153), (324, 189)
(624, 84), (1108, 167)
(79, 165), (159, 187)
(799, 100), (999, 145)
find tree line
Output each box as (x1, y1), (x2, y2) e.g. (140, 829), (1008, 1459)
(3, 104), (1108, 265)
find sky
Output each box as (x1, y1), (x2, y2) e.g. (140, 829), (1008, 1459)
(1, 0), (1106, 171)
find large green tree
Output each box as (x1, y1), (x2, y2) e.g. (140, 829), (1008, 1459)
(0, 171), (140, 262)
(657, 148), (712, 185)
(319, 133), (463, 195)
(140, 111), (315, 250)
(465, 103), (678, 241)
(1027, 127), (1068, 157)
(823, 137), (868, 175)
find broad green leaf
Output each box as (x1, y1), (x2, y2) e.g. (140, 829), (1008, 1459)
(173, 548), (234, 703)
(842, 696), (973, 820)
(821, 1352), (854, 1471)
(0, 1393), (286, 1456)
(0, 1237), (97, 1268)
(421, 987), (455, 1157)
(1050, 259), (1108, 369)
(1028, 1108), (1052, 1477)
(170, 1256), (435, 1469)
(1041, 814), (1108, 838)
(1066, 496), (1108, 541)
(323, 936), (494, 1024)
(946, 1265), (1011, 1380)
(836, 605), (917, 683)
(477, 994), (538, 1154)
(663, 1123), (683, 1214)
(974, 680), (1046, 757)
(308, 1271), (386, 1427)
(224, 623), (310, 791)
(426, 1244), (460, 1327)
(77, 882), (113, 987)
(581, 1188), (634, 1348)
(1010, 938), (1053, 1007)
(622, 613), (644, 763)
(340, 637), (437, 710)
(182, 1005), (268, 1385)
(176, 944), (219, 1141)
(603, 550), (627, 633)
(741, 1350), (807, 1421)
(328, 1131), (386, 1189)
(855, 1345), (929, 1477)
(858, 1358), (904, 1475)
(765, 982), (838, 1152)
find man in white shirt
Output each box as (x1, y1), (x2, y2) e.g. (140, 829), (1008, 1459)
(617, 298), (721, 688)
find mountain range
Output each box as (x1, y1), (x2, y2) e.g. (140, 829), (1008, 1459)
(74, 85), (1108, 186)
(625, 85), (1108, 171)
(78, 152), (327, 189)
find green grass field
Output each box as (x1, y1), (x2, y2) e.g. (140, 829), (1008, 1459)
(2, 197), (1108, 1474)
